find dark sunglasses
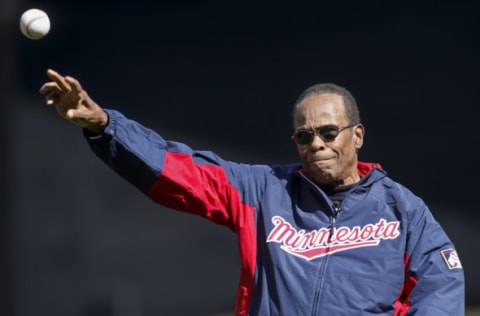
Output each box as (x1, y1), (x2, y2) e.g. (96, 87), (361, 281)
(292, 124), (357, 145)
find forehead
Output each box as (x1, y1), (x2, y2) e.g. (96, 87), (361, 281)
(294, 93), (347, 128)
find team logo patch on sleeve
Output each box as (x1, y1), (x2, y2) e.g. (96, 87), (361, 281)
(441, 249), (462, 270)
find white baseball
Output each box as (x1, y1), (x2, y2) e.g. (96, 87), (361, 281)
(20, 9), (51, 40)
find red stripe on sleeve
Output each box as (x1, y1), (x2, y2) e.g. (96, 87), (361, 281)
(147, 152), (257, 315)
(394, 253), (418, 315)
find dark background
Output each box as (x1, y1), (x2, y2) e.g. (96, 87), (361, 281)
(1, 0), (479, 315)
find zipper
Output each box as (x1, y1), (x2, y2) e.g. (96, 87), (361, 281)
(311, 245), (330, 315)
(331, 201), (341, 224)
(330, 200), (342, 231)
(311, 201), (342, 315)
(298, 171), (366, 315)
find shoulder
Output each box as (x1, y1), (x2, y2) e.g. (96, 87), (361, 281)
(268, 163), (303, 179)
(367, 170), (425, 209)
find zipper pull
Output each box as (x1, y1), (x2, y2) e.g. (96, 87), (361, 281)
(330, 201), (342, 228)
(332, 200), (342, 217)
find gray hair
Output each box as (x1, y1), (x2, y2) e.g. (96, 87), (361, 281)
(293, 83), (361, 125)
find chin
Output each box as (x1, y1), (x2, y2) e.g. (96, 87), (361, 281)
(311, 158), (336, 168)
(311, 161), (334, 172)
(306, 167), (336, 185)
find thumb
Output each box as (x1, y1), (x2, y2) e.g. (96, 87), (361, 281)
(66, 109), (78, 120)
(66, 108), (90, 128)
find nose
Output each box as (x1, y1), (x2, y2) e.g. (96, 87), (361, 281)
(309, 133), (326, 150)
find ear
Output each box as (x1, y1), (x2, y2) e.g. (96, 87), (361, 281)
(353, 124), (365, 150)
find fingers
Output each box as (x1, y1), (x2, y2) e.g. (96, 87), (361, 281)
(46, 69), (71, 92)
(41, 69), (83, 94)
(41, 69), (85, 106)
(45, 91), (58, 105)
(39, 82), (60, 94)
(65, 76), (83, 93)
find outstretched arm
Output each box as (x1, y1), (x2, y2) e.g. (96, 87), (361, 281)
(39, 68), (268, 229)
(39, 69), (108, 134)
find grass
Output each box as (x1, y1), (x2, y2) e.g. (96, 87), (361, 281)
(467, 307), (480, 316)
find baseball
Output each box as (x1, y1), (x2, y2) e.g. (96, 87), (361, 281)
(19, 9), (51, 40)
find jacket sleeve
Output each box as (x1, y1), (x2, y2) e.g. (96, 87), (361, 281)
(84, 109), (268, 231)
(404, 197), (465, 315)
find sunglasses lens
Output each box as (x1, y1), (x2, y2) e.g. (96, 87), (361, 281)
(293, 126), (345, 144)
(294, 131), (313, 145)
(319, 128), (339, 141)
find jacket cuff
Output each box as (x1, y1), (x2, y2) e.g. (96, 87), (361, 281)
(83, 108), (116, 143)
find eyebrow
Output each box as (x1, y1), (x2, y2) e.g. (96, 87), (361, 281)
(296, 124), (339, 131)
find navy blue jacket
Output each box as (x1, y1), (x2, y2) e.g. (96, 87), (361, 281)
(86, 109), (465, 315)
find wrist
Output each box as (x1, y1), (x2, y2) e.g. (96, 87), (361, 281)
(87, 110), (109, 135)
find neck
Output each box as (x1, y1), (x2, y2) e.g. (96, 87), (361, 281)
(310, 173), (361, 188)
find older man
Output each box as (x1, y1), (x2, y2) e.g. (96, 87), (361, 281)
(40, 69), (464, 315)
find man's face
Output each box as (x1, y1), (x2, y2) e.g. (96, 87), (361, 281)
(293, 93), (364, 187)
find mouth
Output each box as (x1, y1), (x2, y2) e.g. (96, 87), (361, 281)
(308, 156), (335, 163)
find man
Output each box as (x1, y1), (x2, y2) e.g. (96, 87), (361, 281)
(40, 69), (465, 315)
